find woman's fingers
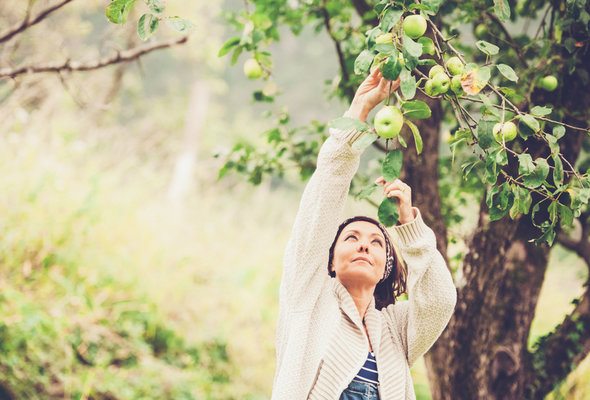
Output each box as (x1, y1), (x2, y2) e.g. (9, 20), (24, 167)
(375, 176), (386, 185)
(386, 189), (405, 199)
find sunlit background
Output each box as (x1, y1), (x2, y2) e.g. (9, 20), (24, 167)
(0, 1), (588, 399)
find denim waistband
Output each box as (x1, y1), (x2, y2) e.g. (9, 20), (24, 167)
(347, 379), (379, 396)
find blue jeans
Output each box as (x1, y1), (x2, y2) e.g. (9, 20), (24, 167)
(339, 379), (380, 400)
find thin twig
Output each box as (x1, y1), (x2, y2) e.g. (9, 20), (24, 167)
(0, 36), (189, 79)
(0, 0), (76, 44)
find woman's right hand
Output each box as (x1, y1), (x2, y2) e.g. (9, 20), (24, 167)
(346, 67), (401, 121)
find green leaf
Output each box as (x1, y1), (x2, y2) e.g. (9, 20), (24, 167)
(493, 0), (511, 22)
(496, 64), (518, 82)
(520, 114), (541, 133)
(531, 106), (552, 116)
(400, 69), (416, 100)
(553, 125), (566, 139)
(378, 197), (399, 227)
(405, 120), (423, 154)
(495, 146), (508, 166)
(106, 0), (137, 24)
(402, 34), (423, 58)
(531, 225), (555, 246)
(374, 43), (397, 54)
(476, 119), (495, 150)
(518, 153), (535, 175)
(355, 50), (374, 75)
(380, 9), (403, 32)
(147, 0), (165, 13)
(137, 13), (159, 41)
(421, 0), (443, 13)
(397, 133), (408, 148)
(401, 100), (431, 119)
(355, 183), (379, 201)
(328, 117), (369, 131)
(166, 16), (194, 33)
(484, 153), (499, 184)
(382, 149), (403, 181)
(558, 203), (574, 227)
(352, 131), (378, 152)
(489, 182), (514, 221)
(552, 153), (564, 187)
(476, 40), (500, 56)
(218, 37), (240, 57)
(522, 158), (549, 188)
(478, 94), (500, 117)
(381, 55), (402, 80)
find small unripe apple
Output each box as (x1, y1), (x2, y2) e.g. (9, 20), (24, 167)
(424, 79), (436, 96)
(243, 58), (263, 80)
(445, 56), (464, 76)
(538, 75), (558, 92)
(428, 64), (445, 79)
(432, 72), (450, 94)
(418, 37), (435, 55)
(375, 32), (394, 44)
(374, 106), (404, 139)
(474, 23), (488, 39)
(493, 121), (518, 143)
(403, 15), (427, 39)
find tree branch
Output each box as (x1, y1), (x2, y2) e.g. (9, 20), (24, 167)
(0, 0), (76, 44)
(484, 11), (528, 68)
(319, 5), (352, 98)
(0, 36), (189, 79)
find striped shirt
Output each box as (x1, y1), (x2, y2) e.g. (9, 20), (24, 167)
(352, 351), (378, 385)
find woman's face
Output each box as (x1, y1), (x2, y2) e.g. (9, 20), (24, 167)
(331, 221), (387, 288)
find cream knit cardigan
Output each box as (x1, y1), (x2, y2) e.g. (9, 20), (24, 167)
(271, 121), (457, 400)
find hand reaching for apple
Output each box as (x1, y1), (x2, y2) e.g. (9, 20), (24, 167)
(345, 68), (401, 122)
(374, 176), (415, 225)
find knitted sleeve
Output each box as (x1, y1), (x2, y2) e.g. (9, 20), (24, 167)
(383, 207), (457, 368)
(278, 115), (371, 314)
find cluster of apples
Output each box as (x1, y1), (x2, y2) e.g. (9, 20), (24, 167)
(373, 14), (429, 140)
(424, 57), (464, 96)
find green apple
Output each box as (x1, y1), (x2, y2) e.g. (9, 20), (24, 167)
(474, 23), (488, 39)
(374, 106), (404, 139)
(445, 56), (464, 76)
(243, 58), (263, 80)
(450, 75), (463, 95)
(428, 64), (445, 79)
(493, 121), (518, 143)
(424, 79), (436, 96)
(375, 32), (393, 44)
(403, 15), (427, 39)
(432, 72), (450, 94)
(418, 37), (435, 55)
(538, 75), (558, 92)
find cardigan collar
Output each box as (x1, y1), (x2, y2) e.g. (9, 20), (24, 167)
(331, 278), (383, 358)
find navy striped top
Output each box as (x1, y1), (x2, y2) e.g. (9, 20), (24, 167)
(352, 351), (378, 385)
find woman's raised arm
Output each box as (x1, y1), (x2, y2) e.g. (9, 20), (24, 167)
(278, 69), (400, 314)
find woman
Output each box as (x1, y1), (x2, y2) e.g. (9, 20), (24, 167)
(271, 67), (457, 400)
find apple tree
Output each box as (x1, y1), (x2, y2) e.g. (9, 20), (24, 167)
(212, 0), (590, 398)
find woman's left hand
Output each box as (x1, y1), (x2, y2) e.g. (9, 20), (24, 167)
(374, 176), (415, 225)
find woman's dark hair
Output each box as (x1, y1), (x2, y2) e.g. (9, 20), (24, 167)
(327, 216), (407, 310)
